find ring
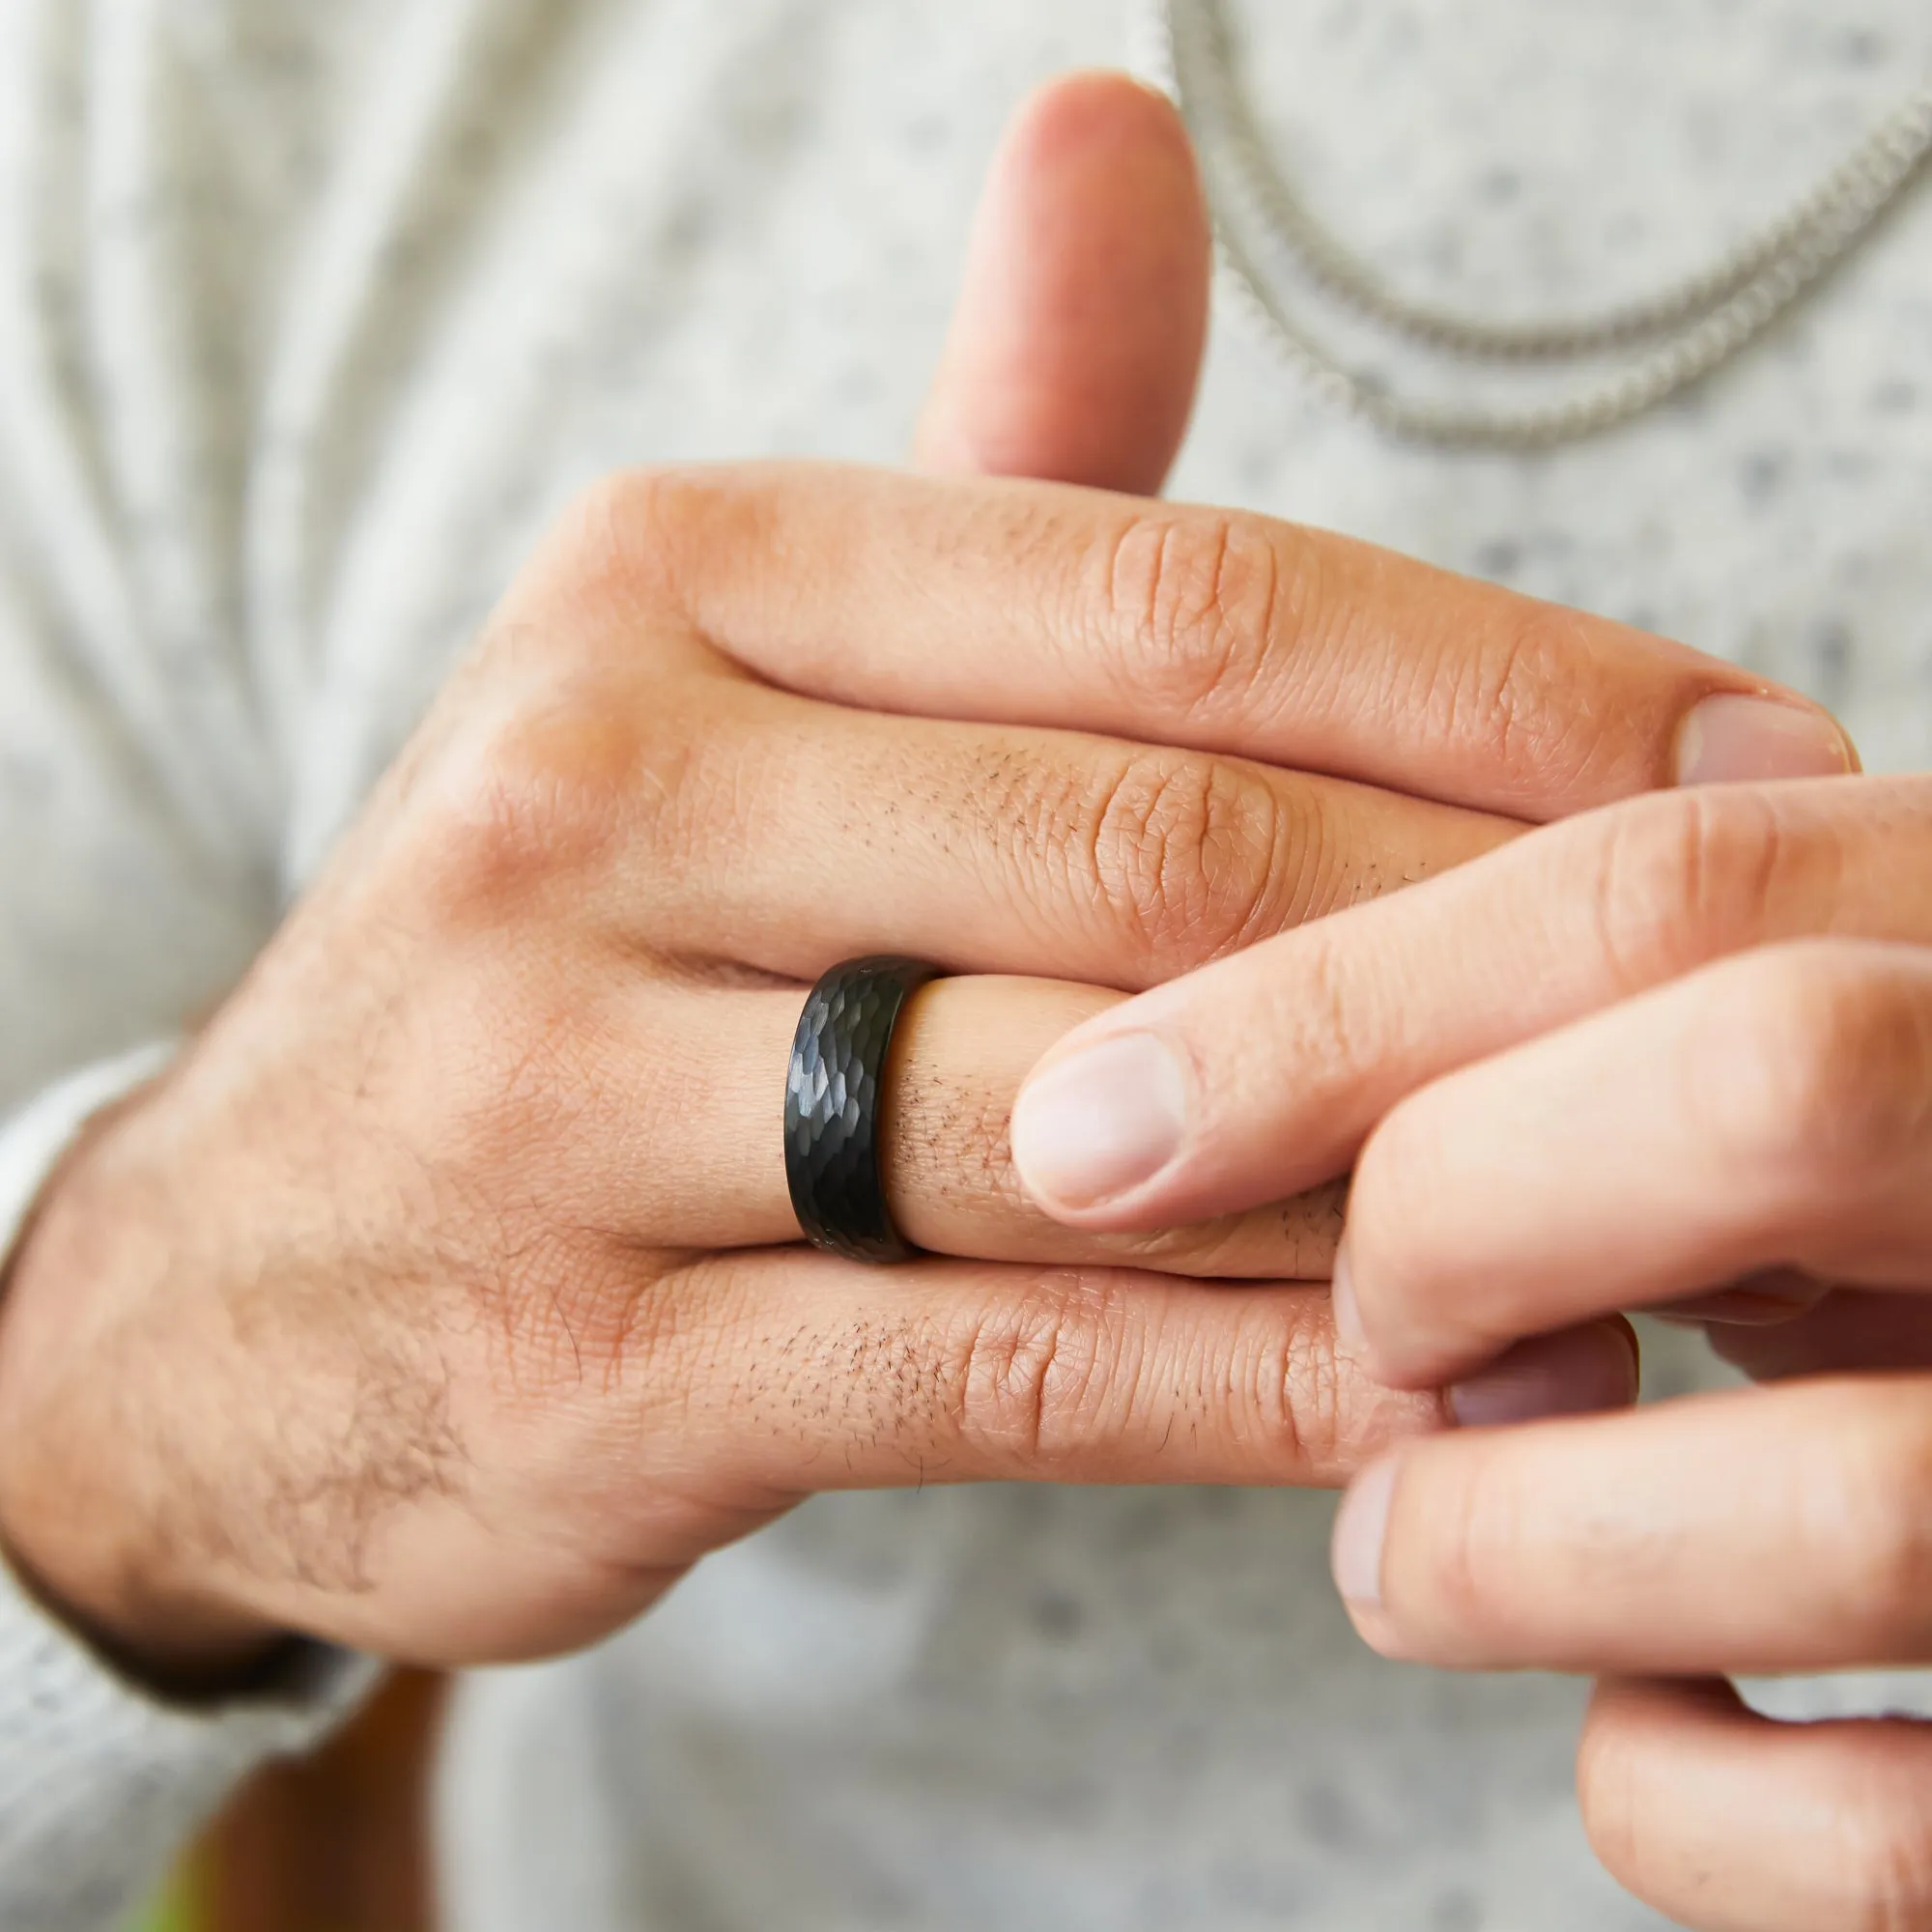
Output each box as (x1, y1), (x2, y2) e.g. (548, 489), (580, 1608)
(783, 955), (941, 1264)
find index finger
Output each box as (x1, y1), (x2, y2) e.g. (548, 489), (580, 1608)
(582, 462), (1852, 820)
(1004, 777), (1930, 1280)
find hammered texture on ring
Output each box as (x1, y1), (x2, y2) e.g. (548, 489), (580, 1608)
(784, 955), (939, 1264)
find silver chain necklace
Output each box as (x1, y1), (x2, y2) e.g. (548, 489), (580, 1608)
(1138, 0), (1932, 448)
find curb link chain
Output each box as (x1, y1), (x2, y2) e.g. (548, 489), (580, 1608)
(1136, 0), (1932, 448)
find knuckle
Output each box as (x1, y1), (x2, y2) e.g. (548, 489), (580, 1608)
(556, 469), (658, 568)
(1245, 1301), (1340, 1472)
(545, 465), (710, 611)
(943, 1284), (1354, 1480)
(1093, 508), (1286, 720)
(1431, 604), (1605, 794)
(399, 467), (749, 923)
(1693, 946), (1932, 1187)
(1047, 747), (1307, 964)
(1583, 785), (1800, 991)
(946, 1281), (1124, 1468)
(416, 655), (707, 918)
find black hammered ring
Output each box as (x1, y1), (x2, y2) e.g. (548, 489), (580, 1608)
(784, 955), (940, 1264)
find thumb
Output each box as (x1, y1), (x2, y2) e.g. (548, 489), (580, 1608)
(914, 71), (1211, 496)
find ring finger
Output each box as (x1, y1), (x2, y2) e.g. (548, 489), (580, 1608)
(516, 670), (1508, 1277)
(552, 971), (1349, 1276)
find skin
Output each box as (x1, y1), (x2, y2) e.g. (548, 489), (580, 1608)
(1017, 774), (1932, 1930)
(0, 73), (1806, 1730)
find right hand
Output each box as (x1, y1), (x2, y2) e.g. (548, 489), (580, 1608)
(0, 77), (1844, 1689)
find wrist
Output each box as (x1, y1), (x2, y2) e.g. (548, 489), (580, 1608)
(3, 1530), (294, 1700)
(0, 1090), (287, 1697)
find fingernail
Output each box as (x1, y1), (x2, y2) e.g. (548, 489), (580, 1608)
(1449, 1322), (1639, 1429)
(1330, 1245), (1368, 1356)
(1675, 693), (1856, 785)
(1330, 1456), (1398, 1609)
(1009, 1032), (1188, 1210)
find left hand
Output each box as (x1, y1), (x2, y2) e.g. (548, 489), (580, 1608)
(1008, 769), (1932, 1932)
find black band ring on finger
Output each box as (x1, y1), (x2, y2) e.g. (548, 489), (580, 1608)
(784, 955), (942, 1264)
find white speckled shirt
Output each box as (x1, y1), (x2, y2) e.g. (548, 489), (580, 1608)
(3, 4), (1932, 1928)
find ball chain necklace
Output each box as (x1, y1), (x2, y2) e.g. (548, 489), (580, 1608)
(1137, 0), (1932, 448)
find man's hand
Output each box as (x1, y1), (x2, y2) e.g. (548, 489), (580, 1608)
(1007, 769), (1932, 1931)
(0, 74), (1840, 1697)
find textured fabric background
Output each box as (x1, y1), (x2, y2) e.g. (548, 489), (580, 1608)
(0, 4), (1929, 1927)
